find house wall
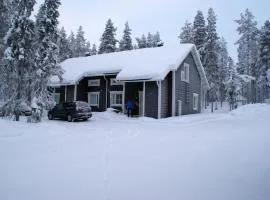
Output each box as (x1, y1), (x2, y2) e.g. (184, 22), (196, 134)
(161, 72), (172, 118)
(145, 81), (158, 118)
(175, 53), (201, 115)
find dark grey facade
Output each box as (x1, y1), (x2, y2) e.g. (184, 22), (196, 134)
(174, 53), (201, 116)
(51, 52), (204, 119)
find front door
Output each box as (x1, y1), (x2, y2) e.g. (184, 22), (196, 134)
(139, 91), (143, 116)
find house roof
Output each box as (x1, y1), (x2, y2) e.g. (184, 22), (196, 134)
(50, 43), (209, 90)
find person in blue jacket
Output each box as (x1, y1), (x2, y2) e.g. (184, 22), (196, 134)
(126, 98), (134, 117)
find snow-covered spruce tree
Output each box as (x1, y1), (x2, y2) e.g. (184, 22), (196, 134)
(119, 22), (133, 51)
(58, 27), (72, 61)
(85, 41), (91, 56)
(179, 20), (194, 44)
(193, 10), (207, 60)
(153, 32), (163, 47)
(98, 19), (118, 54)
(235, 9), (259, 78)
(91, 44), (97, 55)
(204, 8), (220, 112)
(68, 31), (76, 58)
(146, 32), (154, 48)
(74, 26), (87, 57)
(3, 0), (36, 120)
(136, 34), (147, 49)
(257, 20), (270, 101)
(226, 57), (240, 110)
(217, 37), (229, 107)
(35, 0), (63, 114)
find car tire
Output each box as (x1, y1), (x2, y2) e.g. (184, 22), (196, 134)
(48, 113), (53, 120)
(67, 114), (73, 122)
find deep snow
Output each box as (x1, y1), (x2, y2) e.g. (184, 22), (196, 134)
(0, 104), (270, 200)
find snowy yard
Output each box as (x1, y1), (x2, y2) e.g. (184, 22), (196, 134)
(0, 104), (270, 200)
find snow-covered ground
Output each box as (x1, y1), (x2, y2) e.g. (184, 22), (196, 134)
(0, 104), (270, 200)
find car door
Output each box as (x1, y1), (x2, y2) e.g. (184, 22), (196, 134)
(54, 104), (63, 118)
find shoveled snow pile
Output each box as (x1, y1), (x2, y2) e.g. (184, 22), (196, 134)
(0, 104), (270, 200)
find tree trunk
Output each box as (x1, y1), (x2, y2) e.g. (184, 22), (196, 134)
(211, 101), (214, 113)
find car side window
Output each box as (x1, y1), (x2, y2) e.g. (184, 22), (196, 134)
(56, 104), (63, 110)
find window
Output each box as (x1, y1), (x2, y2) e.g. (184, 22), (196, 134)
(193, 93), (199, 110)
(181, 63), (190, 82)
(88, 79), (100, 87)
(88, 92), (100, 106)
(110, 91), (123, 106)
(54, 93), (60, 104)
(110, 78), (123, 86)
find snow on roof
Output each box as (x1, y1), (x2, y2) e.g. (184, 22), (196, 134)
(49, 43), (209, 89)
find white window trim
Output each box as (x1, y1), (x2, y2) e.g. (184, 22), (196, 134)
(54, 93), (60, 104)
(88, 79), (100, 87)
(193, 93), (199, 111)
(88, 92), (100, 107)
(110, 78), (123, 86)
(181, 63), (190, 83)
(110, 91), (123, 107)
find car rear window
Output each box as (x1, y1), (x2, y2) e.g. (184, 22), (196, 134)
(76, 102), (90, 108)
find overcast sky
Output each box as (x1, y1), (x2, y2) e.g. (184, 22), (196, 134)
(35, 0), (270, 61)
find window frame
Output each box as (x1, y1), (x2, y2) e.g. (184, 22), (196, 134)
(88, 92), (100, 107)
(54, 93), (60, 104)
(181, 63), (190, 83)
(110, 91), (123, 107)
(193, 93), (199, 111)
(110, 78), (123, 86)
(88, 79), (100, 87)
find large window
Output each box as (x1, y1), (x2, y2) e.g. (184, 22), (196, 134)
(88, 92), (100, 106)
(110, 78), (123, 86)
(193, 93), (199, 110)
(54, 93), (60, 104)
(181, 63), (190, 82)
(110, 91), (123, 106)
(88, 79), (100, 87)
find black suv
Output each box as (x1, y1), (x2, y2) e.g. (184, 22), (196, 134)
(48, 101), (92, 122)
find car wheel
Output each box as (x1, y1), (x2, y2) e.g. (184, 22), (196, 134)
(67, 114), (73, 122)
(48, 113), (53, 120)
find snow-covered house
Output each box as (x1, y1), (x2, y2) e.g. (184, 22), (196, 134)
(49, 44), (209, 119)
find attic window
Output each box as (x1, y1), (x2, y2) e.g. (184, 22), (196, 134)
(88, 79), (100, 87)
(110, 78), (123, 86)
(181, 63), (190, 83)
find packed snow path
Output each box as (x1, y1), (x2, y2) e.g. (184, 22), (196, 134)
(0, 104), (270, 200)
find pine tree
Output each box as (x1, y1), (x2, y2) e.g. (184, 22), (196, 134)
(193, 10), (206, 58)
(235, 9), (259, 77)
(68, 31), (76, 58)
(257, 20), (270, 100)
(74, 26), (87, 57)
(85, 41), (91, 56)
(35, 0), (63, 113)
(146, 32), (154, 47)
(119, 22), (133, 51)
(204, 8), (220, 112)
(0, 0), (12, 59)
(3, 0), (36, 120)
(218, 37), (229, 106)
(91, 43), (97, 55)
(98, 19), (118, 54)
(136, 34), (147, 49)
(58, 27), (71, 61)
(153, 32), (163, 47)
(179, 20), (194, 44)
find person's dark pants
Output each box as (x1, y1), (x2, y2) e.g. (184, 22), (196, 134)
(127, 109), (132, 117)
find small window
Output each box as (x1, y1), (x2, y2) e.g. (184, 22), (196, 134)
(181, 63), (190, 82)
(110, 91), (123, 106)
(193, 93), (199, 110)
(110, 78), (123, 86)
(54, 93), (60, 104)
(88, 92), (100, 106)
(88, 79), (100, 87)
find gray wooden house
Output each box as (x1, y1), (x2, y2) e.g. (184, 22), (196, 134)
(49, 44), (209, 119)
